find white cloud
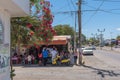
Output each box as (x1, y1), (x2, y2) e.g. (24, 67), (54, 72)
(116, 28), (120, 31)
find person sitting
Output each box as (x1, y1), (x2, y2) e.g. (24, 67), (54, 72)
(38, 52), (42, 65)
(12, 53), (18, 64)
(27, 54), (32, 65)
(31, 54), (35, 64)
(21, 54), (25, 64)
(61, 51), (69, 60)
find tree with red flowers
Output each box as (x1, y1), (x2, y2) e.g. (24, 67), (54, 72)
(11, 0), (56, 53)
(37, 1), (56, 42)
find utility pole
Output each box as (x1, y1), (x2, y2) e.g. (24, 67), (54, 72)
(77, 0), (82, 65)
(91, 33), (97, 40)
(74, 12), (77, 52)
(97, 29), (105, 50)
(91, 33), (96, 45)
(110, 32), (113, 50)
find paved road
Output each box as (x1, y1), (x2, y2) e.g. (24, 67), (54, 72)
(94, 50), (120, 68)
(99, 46), (120, 53)
(13, 51), (120, 80)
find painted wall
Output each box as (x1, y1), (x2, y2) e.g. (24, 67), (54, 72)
(12, 0), (30, 15)
(0, 0), (30, 17)
(0, 9), (11, 80)
(0, 0), (30, 79)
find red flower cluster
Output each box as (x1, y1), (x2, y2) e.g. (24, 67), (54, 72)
(29, 31), (34, 36)
(40, 1), (56, 42)
(27, 0), (56, 43)
(27, 23), (32, 28)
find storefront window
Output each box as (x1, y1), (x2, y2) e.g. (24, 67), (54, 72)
(0, 20), (3, 44)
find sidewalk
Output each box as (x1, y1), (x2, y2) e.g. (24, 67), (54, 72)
(97, 46), (120, 53)
(13, 55), (120, 80)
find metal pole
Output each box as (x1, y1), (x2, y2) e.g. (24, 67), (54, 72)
(77, 0), (82, 64)
(10, 22), (13, 80)
(110, 32), (113, 50)
(97, 29), (105, 50)
(91, 33), (96, 45)
(74, 12), (77, 52)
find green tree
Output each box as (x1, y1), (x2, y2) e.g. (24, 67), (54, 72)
(11, 0), (55, 54)
(54, 24), (74, 36)
(116, 35), (120, 40)
(11, 17), (41, 46)
(87, 37), (99, 46)
(75, 32), (86, 45)
(54, 24), (87, 46)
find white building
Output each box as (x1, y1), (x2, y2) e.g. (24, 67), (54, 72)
(0, 0), (29, 80)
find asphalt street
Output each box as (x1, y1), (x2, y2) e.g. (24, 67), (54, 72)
(94, 50), (120, 68)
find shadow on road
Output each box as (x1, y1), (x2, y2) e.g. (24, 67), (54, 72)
(82, 64), (120, 78)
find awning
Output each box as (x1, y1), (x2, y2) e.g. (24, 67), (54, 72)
(39, 35), (71, 45)
(39, 40), (67, 45)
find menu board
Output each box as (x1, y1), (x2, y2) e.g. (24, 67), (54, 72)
(0, 44), (10, 80)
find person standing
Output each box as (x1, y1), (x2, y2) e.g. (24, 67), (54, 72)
(27, 54), (32, 65)
(51, 48), (58, 62)
(42, 47), (48, 66)
(0, 56), (1, 68)
(74, 49), (78, 65)
(38, 52), (42, 65)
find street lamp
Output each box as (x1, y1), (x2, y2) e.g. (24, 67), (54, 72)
(97, 29), (105, 50)
(91, 33), (97, 45)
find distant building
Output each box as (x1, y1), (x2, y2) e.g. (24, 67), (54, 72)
(116, 40), (120, 46)
(104, 39), (117, 45)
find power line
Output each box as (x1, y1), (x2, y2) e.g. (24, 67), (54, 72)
(94, 0), (120, 2)
(52, 9), (109, 15)
(83, 0), (105, 26)
(52, 9), (120, 17)
(70, 0), (77, 10)
(84, 4), (120, 15)
(52, 11), (77, 15)
(51, 0), (70, 12)
(67, 0), (75, 15)
(85, 4), (120, 12)
(89, 0), (105, 15)
(52, 0), (120, 15)
(109, 8), (120, 11)
(53, 15), (73, 25)
(67, 0), (73, 11)
(52, 0), (120, 27)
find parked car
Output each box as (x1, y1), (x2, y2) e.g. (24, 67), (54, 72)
(82, 47), (93, 55)
(81, 47), (85, 50)
(91, 45), (96, 50)
(115, 45), (120, 48)
(77, 47), (85, 53)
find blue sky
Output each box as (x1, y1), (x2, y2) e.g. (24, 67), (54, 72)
(49, 0), (120, 39)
